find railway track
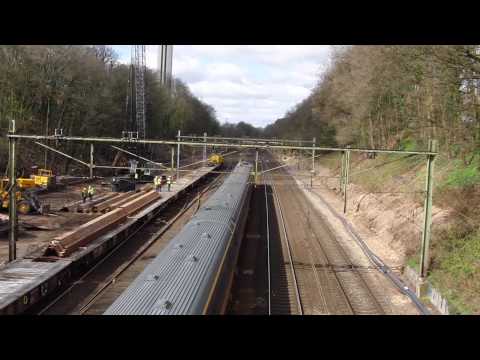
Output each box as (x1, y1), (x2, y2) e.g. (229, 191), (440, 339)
(34, 171), (228, 315)
(261, 164), (303, 315)
(261, 151), (384, 315)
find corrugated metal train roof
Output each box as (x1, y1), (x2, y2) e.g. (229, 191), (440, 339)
(104, 161), (252, 315)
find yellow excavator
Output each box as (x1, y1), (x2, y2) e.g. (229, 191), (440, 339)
(0, 177), (42, 214)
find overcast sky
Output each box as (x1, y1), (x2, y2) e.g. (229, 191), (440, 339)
(111, 45), (332, 128)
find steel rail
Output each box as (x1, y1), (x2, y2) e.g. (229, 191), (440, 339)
(75, 174), (226, 315)
(37, 172), (222, 315)
(269, 154), (385, 314)
(301, 189), (383, 314)
(281, 151), (428, 314)
(263, 161), (303, 315)
(303, 186), (431, 315)
(267, 158), (340, 314)
(260, 161), (272, 315)
(8, 134), (438, 155)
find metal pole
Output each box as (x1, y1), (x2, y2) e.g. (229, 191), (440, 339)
(340, 151), (345, 194)
(89, 143), (94, 179)
(171, 146), (175, 172)
(255, 149), (259, 187)
(343, 148), (350, 214)
(312, 137), (316, 172)
(176, 130), (181, 181)
(311, 137), (316, 188)
(44, 98), (50, 169)
(419, 140), (438, 279)
(8, 120), (17, 262)
(203, 132), (207, 164)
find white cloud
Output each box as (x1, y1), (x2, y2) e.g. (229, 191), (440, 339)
(112, 45), (332, 127)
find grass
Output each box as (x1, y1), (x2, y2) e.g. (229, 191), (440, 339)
(443, 155), (480, 189)
(428, 228), (480, 314)
(317, 151), (425, 195)
(406, 255), (420, 273)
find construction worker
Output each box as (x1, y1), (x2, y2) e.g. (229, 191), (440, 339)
(87, 185), (95, 201)
(167, 176), (171, 192)
(154, 176), (162, 192)
(81, 187), (88, 203)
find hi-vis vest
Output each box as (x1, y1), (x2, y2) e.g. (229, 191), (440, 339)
(167, 177), (171, 184)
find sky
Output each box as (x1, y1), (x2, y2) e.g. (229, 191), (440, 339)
(111, 45), (332, 128)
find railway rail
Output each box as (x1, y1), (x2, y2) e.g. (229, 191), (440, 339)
(261, 161), (303, 315)
(261, 151), (384, 315)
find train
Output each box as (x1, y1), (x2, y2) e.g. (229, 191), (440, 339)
(207, 153), (224, 167)
(104, 161), (252, 315)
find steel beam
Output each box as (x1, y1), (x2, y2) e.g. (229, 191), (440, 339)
(8, 134), (437, 156)
(179, 134), (313, 144)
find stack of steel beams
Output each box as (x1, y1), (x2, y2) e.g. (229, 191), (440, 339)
(44, 190), (162, 257)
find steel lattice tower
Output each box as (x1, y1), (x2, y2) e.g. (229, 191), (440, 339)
(133, 45), (146, 139)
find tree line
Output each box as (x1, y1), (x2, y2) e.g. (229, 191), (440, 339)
(265, 45), (480, 161)
(0, 45), (221, 171)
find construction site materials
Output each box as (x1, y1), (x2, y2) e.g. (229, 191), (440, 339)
(76, 193), (118, 213)
(44, 190), (162, 258)
(93, 192), (134, 213)
(0, 166), (216, 315)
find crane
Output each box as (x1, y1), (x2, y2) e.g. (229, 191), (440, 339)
(125, 45), (146, 140)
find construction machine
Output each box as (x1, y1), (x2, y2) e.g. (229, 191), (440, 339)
(0, 178), (43, 215)
(33, 169), (56, 189)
